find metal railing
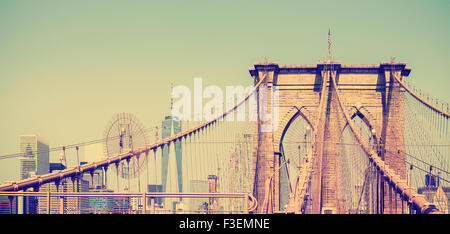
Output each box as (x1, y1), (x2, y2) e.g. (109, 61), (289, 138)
(0, 192), (257, 214)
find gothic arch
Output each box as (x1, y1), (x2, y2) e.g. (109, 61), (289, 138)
(273, 105), (314, 154)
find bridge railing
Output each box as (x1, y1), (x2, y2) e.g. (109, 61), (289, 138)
(0, 191), (257, 214)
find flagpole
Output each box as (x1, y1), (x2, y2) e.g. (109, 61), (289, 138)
(328, 28), (331, 58)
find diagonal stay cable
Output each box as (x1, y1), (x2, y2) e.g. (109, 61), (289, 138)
(329, 69), (442, 214)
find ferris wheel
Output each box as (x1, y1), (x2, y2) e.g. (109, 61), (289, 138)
(103, 112), (149, 182)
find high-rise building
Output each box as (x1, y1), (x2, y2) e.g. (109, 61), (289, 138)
(65, 178), (90, 214)
(161, 116), (182, 194)
(19, 135), (49, 214)
(19, 135), (49, 180)
(37, 175), (89, 214)
(36, 163), (65, 214)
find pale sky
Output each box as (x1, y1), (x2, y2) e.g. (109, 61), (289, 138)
(1, 0), (449, 184)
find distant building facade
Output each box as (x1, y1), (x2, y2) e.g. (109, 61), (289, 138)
(148, 184), (163, 207)
(190, 180), (208, 213)
(19, 135), (49, 179)
(114, 196), (130, 214)
(19, 135), (49, 214)
(38, 176), (89, 214)
(0, 196), (17, 214)
(80, 163), (105, 190)
(88, 189), (114, 214)
(417, 174), (449, 214)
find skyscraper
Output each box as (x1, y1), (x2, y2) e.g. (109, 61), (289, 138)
(19, 135), (49, 179)
(161, 116), (182, 194)
(19, 135), (49, 214)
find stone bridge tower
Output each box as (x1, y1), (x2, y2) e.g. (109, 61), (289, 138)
(249, 60), (411, 214)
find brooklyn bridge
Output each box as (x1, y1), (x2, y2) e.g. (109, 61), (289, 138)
(0, 58), (448, 214)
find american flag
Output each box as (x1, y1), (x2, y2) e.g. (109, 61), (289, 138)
(328, 28), (331, 56)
